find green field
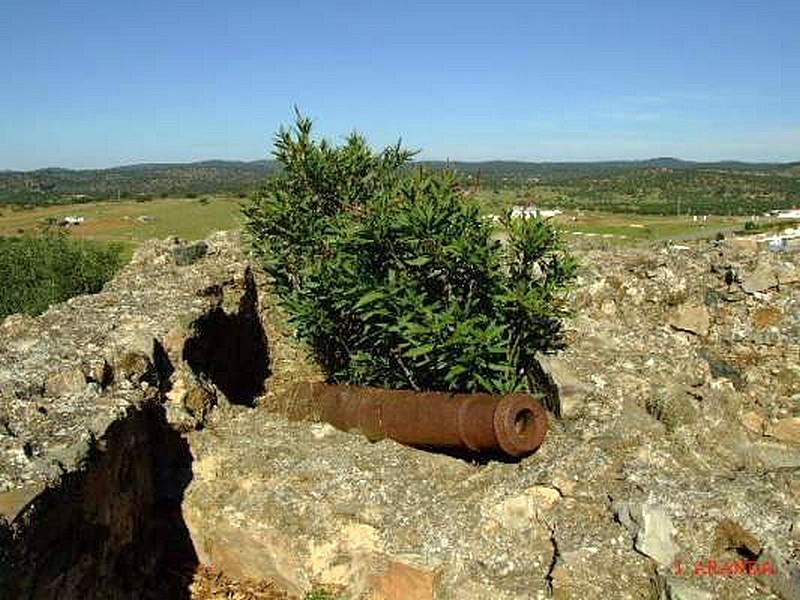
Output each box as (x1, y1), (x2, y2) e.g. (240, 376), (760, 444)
(0, 194), (766, 248)
(0, 196), (244, 242)
(473, 190), (760, 242)
(553, 211), (752, 241)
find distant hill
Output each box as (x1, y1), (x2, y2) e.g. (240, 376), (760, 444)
(419, 157), (791, 180)
(0, 157), (797, 206)
(0, 160), (279, 204)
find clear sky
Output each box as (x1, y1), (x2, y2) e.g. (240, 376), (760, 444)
(2, 0), (798, 170)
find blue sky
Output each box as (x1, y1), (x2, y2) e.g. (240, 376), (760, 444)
(1, 0), (798, 169)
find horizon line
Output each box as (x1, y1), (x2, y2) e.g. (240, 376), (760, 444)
(4, 155), (799, 173)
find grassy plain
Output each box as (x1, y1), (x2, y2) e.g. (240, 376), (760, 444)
(554, 211), (750, 241)
(473, 189), (759, 242)
(0, 193), (771, 250)
(0, 196), (244, 243)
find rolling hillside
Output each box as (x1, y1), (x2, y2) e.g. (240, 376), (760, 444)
(1, 157), (798, 213)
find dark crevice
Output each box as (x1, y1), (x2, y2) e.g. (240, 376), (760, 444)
(544, 520), (560, 596)
(152, 339), (175, 395)
(183, 267), (271, 406)
(0, 404), (197, 600)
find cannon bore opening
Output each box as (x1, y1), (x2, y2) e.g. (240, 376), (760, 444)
(514, 408), (535, 435)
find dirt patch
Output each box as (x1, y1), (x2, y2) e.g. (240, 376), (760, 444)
(751, 306), (782, 329)
(190, 565), (296, 600)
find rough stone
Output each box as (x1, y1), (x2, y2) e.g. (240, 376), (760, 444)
(614, 502), (680, 567)
(668, 300), (711, 336)
(44, 368), (87, 397)
(752, 306), (783, 329)
(112, 350), (154, 384)
(747, 441), (800, 470)
(183, 385), (217, 422)
(713, 519), (762, 556)
(726, 238), (759, 252)
(767, 417), (800, 445)
(777, 265), (800, 286)
(171, 240), (210, 266)
(371, 557), (441, 600)
(2, 233), (797, 600)
(531, 354), (592, 417)
(0, 231), (262, 598)
(742, 265), (778, 293)
(741, 411), (766, 434)
(759, 547), (800, 600)
(645, 385), (698, 431)
(656, 576), (714, 600)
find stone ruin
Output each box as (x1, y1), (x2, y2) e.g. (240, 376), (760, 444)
(1, 231), (798, 599)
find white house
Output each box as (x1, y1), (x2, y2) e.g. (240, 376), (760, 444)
(510, 205), (563, 219)
(539, 208), (563, 218)
(774, 208), (800, 220)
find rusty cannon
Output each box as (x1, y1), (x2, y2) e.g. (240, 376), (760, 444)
(291, 383), (549, 459)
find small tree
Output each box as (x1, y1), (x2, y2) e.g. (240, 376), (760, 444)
(245, 114), (576, 394)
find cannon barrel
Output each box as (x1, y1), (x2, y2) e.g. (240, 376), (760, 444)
(296, 383), (548, 458)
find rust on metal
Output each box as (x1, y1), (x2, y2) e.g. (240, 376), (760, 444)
(296, 383), (548, 458)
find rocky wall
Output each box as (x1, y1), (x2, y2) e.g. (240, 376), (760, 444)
(1, 230), (799, 600)
(0, 232), (265, 599)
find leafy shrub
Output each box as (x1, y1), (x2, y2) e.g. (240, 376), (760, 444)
(303, 590), (338, 600)
(245, 115), (576, 394)
(0, 233), (126, 319)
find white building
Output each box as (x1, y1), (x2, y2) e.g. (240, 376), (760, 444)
(510, 205), (563, 219)
(774, 208), (800, 220)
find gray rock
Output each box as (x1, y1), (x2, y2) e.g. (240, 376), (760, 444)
(699, 350), (746, 390)
(646, 385), (698, 431)
(44, 368), (86, 397)
(655, 575), (714, 600)
(49, 433), (94, 472)
(171, 240), (209, 266)
(531, 354), (591, 417)
(742, 265), (778, 293)
(615, 502), (680, 566)
(0, 231), (263, 597)
(759, 547), (800, 600)
(748, 441), (800, 471)
(777, 265), (800, 286)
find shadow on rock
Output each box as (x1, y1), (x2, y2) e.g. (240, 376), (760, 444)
(0, 405), (198, 600)
(183, 267), (271, 406)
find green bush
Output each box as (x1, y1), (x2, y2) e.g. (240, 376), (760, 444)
(245, 114), (576, 394)
(303, 590), (338, 600)
(0, 233), (126, 319)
